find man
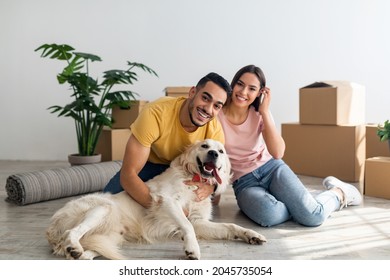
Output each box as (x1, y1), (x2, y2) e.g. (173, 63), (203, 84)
(104, 72), (231, 208)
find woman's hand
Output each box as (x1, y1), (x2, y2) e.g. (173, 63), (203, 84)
(258, 86), (271, 114)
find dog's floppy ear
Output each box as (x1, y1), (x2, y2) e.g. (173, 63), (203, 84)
(171, 141), (200, 175)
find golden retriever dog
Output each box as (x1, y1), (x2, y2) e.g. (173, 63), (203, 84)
(46, 139), (266, 260)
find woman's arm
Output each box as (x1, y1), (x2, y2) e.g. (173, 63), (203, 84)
(258, 87), (286, 159)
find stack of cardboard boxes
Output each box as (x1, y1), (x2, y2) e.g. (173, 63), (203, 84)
(95, 100), (148, 161)
(281, 81), (366, 193)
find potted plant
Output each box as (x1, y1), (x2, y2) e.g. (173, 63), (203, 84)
(35, 43), (158, 165)
(377, 119), (390, 152)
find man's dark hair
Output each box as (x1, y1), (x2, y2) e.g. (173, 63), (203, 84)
(196, 72), (232, 97)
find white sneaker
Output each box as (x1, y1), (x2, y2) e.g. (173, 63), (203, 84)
(322, 176), (362, 208)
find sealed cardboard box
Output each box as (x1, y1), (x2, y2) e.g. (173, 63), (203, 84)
(366, 124), (390, 158)
(365, 157), (390, 199)
(299, 81), (365, 125)
(282, 123), (365, 186)
(165, 86), (191, 98)
(95, 127), (131, 161)
(112, 100), (148, 129)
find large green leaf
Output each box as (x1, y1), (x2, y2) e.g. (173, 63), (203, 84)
(127, 61), (159, 77)
(48, 104), (81, 121)
(35, 44), (74, 60)
(57, 56), (85, 84)
(102, 70), (138, 86)
(67, 73), (101, 96)
(94, 113), (112, 127)
(104, 90), (139, 108)
(74, 52), (102, 62)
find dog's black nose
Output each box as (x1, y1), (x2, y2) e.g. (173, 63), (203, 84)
(208, 150), (218, 159)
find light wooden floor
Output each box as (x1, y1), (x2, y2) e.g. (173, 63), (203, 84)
(1, 160), (390, 260)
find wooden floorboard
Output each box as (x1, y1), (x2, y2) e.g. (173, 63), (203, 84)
(1, 160), (390, 260)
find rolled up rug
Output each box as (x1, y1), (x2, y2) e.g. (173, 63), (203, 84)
(5, 161), (122, 206)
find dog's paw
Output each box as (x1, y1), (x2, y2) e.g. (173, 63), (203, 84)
(62, 230), (84, 260)
(185, 250), (199, 260)
(184, 239), (201, 260)
(245, 230), (267, 245)
(66, 246), (83, 259)
(249, 235), (267, 245)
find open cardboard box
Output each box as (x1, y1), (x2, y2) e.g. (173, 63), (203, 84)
(299, 81), (365, 125)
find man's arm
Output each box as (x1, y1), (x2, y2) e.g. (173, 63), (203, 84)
(120, 134), (153, 208)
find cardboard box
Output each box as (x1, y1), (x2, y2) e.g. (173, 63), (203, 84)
(282, 123), (366, 186)
(95, 127), (131, 161)
(165, 86), (191, 98)
(365, 157), (390, 199)
(299, 81), (365, 125)
(366, 124), (390, 158)
(111, 100), (148, 129)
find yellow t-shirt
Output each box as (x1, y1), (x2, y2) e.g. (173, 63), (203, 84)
(130, 96), (225, 164)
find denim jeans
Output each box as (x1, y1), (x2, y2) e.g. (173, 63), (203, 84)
(103, 161), (170, 194)
(233, 159), (340, 227)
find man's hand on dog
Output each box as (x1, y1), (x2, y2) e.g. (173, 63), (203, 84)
(183, 180), (215, 201)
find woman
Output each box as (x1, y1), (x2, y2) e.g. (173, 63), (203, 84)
(217, 64), (362, 227)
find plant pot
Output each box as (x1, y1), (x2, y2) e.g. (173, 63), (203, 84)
(68, 154), (102, 166)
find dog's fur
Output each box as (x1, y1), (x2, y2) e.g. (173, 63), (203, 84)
(46, 139), (266, 260)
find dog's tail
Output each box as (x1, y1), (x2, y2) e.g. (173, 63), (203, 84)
(81, 234), (126, 260)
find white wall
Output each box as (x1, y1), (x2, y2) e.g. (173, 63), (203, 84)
(1, 0), (389, 160)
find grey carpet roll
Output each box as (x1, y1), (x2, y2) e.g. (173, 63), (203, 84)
(5, 161), (122, 206)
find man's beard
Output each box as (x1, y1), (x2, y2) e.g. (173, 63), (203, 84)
(188, 99), (206, 127)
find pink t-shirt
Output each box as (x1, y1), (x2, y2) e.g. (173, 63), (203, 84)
(218, 107), (273, 182)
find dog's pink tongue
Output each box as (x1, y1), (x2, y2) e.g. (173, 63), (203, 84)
(205, 163), (222, 185)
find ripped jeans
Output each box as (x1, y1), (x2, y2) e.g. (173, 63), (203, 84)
(232, 159), (341, 227)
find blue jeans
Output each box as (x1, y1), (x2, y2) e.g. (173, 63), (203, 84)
(103, 161), (170, 194)
(233, 159), (340, 227)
